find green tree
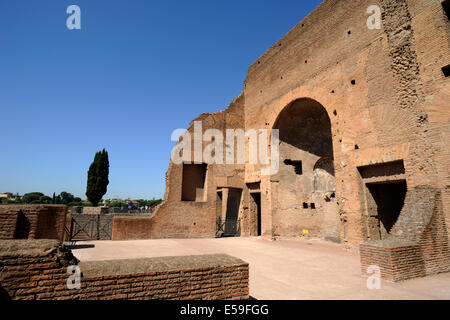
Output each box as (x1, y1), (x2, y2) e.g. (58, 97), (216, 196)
(39, 196), (52, 204)
(22, 192), (45, 204)
(86, 149), (109, 207)
(137, 199), (163, 207)
(59, 191), (75, 205)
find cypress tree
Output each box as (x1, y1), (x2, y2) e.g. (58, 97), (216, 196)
(86, 149), (109, 207)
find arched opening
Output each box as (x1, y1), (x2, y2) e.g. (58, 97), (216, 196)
(271, 98), (339, 241)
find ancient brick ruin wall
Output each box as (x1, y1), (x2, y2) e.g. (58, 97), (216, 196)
(147, 94), (246, 239)
(107, 0), (449, 254)
(360, 242), (426, 281)
(111, 216), (156, 240)
(0, 205), (67, 241)
(0, 212), (18, 239)
(360, 187), (450, 281)
(77, 207), (109, 215)
(243, 0), (449, 247)
(0, 240), (249, 300)
(407, 0), (450, 240)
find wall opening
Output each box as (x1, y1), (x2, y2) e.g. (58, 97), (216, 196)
(224, 188), (242, 236)
(14, 210), (30, 239)
(358, 160), (407, 240)
(284, 160), (303, 175)
(181, 163), (207, 201)
(250, 193), (262, 236)
(366, 181), (407, 237)
(442, 0), (450, 21)
(272, 98), (338, 238)
(442, 64), (450, 77)
(216, 190), (223, 220)
(247, 182), (261, 236)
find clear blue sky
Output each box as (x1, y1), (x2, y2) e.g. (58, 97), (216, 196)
(0, 0), (321, 200)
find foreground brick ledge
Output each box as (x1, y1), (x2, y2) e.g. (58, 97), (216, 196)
(0, 240), (249, 300)
(78, 254), (248, 278)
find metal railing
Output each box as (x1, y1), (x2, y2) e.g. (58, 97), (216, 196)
(216, 217), (241, 237)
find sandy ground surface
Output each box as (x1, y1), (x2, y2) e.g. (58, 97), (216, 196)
(69, 237), (450, 300)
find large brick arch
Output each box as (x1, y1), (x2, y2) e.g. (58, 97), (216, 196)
(267, 97), (340, 240)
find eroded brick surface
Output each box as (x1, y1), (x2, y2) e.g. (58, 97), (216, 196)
(0, 240), (249, 300)
(139, 0), (449, 281)
(0, 205), (67, 242)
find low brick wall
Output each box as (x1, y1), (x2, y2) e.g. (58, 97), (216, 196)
(77, 207), (109, 215)
(360, 241), (426, 282)
(359, 187), (450, 281)
(0, 240), (249, 300)
(0, 212), (18, 239)
(0, 205), (67, 241)
(112, 216), (156, 240)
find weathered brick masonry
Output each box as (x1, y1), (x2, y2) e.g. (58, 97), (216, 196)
(0, 205), (67, 241)
(130, 0), (450, 282)
(360, 187), (450, 281)
(0, 240), (249, 300)
(2, 0), (447, 285)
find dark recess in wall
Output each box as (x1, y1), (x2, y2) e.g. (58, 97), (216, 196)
(442, 64), (450, 77)
(284, 160), (303, 175)
(442, 0), (450, 21)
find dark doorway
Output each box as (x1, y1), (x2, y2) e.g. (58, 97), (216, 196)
(225, 189), (242, 220)
(216, 190), (223, 220)
(224, 188), (242, 236)
(14, 210), (30, 239)
(251, 193), (262, 236)
(366, 181), (407, 235)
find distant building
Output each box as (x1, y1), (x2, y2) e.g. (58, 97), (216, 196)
(0, 193), (21, 201)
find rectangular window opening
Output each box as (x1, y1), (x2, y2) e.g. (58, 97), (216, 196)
(181, 163), (207, 202)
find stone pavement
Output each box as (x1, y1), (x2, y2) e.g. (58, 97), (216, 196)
(69, 237), (450, 300)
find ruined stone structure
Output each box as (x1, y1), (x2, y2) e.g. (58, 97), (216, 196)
(0, 205), (67, 242)
(0, 240), (249, 300)
(2, 0), (446, 284)
(133, 0), (449, 281)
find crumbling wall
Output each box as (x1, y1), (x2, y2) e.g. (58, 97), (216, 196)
(120, 0), (448, 261)
(357, 0), (450, 281)
(242, 0), (448, 251)
(360, 187), (450, 281)
(0, 205), (67, 241)
(407, 0), (450, 239)
(0, 240), (249, 300)
(111, 216), (156, 240)
(143, 93), (246, 239)
(0, 211), (18, 239)
(270, 98), (339, 240)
